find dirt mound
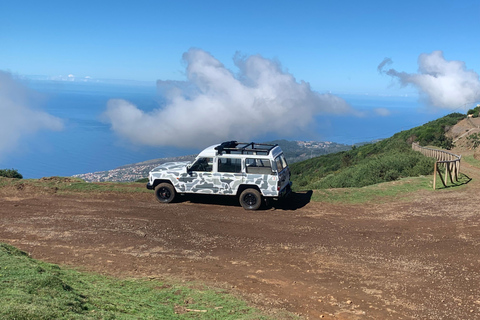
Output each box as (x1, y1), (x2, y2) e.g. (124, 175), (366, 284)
(0, 179), (59, 197)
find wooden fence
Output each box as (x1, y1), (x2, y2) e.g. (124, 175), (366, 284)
(412, 143), (461, 189)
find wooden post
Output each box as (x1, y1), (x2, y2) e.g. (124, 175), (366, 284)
(433, 161), (437, 190)
(447, 162), (454, 184)
(437, 163), (447, 188)
(444, 162), (449, 184)
(455, 160), (459, 182)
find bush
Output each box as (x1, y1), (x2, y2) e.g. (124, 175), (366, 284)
(468, 105), (480, 117)
(0, 169), (23, 179)
(310, 151), (435, 189)
(467, 133), (480, 149)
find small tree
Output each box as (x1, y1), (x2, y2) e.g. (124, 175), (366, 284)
(0, 169), (23, 179)
(467, 133), (480, 149)
(468, 105), (480, 118)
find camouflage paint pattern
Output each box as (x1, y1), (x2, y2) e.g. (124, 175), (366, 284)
(148, 157), (290, 198)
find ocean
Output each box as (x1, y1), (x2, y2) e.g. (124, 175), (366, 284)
(1, 81), (452, 179)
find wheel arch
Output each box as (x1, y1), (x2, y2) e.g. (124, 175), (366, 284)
(151, 179), (175, 189)
(236, 184), (261, 197)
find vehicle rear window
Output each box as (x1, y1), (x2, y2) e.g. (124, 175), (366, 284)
(218, 158), (242, 173)
(246, 158), (272, 174)
(275, 154), (288, 172)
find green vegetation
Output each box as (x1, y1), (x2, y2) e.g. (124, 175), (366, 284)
(0, 243), (281, 319)
(0, 177), (149, 194)
(467, 133), (480, 149)
(433, 172), (471, 190)
(311, 171), (471, 204)
(0, 169), (22, 179)
(463, 155), (480, 168)
(291, 113), (465, 190)
(392, 112), (465, 149)
(311, 176), (433, 204)
(135, 177), (149, 183)
(467, 105), (480, 118)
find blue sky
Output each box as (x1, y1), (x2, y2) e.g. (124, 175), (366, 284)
(1, 0), (479, 94)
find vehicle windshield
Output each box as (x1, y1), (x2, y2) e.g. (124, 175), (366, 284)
(189, 157), (213, 172)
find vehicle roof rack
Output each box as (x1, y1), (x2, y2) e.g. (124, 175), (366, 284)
(214, 141), (278, 155)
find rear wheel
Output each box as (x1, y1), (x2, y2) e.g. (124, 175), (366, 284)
(239, 188), (262, 210)
(155, 183), (176, 203)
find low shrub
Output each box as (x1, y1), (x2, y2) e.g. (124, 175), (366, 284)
(0, 169), (22, 179)
(311, 151), (435, 189)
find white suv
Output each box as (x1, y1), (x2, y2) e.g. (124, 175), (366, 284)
(146, 141), (292, 210)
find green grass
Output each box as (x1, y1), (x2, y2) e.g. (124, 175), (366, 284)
(306, 172), (471, 204)
(308, 176), (434, 204)
(463, 155), (480, 168)
(0, 243), (287, 320)
(433, 171), (472, 190)
(0, 177), (149, 194)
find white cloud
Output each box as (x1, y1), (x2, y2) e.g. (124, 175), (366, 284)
(373, 108), (391, 116)
(103, 48), (353, 148)
(0, 71), (64, 155)
(378, 51), (480, 109)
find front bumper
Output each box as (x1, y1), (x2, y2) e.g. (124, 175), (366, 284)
(146, 182), (154, 190)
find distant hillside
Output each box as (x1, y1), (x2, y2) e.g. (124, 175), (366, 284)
(72, 155), (196, 183)
(267, 140), (351, 163)
(291, 112), (466, 190)
(73, 140), (350, 182)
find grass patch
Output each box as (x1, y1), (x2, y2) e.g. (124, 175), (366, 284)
(0, 243), (286, 319)
(307, 171), (472, 204)
(59, 181), (148, 193)
(0, 177), (149, 194)
(308, 176), (434, 204)
(433, 172), (472, 190)
(463, 155), (480, 168)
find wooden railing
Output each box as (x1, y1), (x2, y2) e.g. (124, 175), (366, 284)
(412, 143), (461, 189)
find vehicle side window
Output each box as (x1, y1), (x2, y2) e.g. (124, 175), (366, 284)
(280, 154), (288, 168)
(246, 158), (272, 174)
(218, 158), (242, 173)
(275, 155), (285, 172)
(190, 157), (213, 172)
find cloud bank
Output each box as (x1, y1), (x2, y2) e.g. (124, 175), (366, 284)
(104, 48), (353, 148)
(378, 51), (480, 109)
(0, 71), (64, 155)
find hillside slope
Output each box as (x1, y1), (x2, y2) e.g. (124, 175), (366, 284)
(291, 112), (466, 190)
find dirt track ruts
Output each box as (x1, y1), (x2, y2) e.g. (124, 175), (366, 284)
(1, 163), (480, 319)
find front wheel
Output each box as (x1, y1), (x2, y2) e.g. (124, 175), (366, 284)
(239, 188), (262, 210)
(155, 183), (176, 203)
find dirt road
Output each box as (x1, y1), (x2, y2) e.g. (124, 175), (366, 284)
(1, 164), (480, 319)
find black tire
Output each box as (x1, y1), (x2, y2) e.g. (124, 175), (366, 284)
(239, 188), (262, 210)
(154, 183), (176, 203)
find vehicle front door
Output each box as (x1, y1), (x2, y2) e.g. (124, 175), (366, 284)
(178, 157), (218, 193)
